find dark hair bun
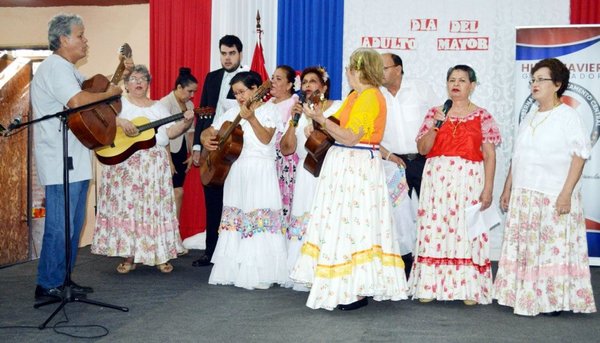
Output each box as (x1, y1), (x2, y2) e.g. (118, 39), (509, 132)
(179, 67), (191, 75)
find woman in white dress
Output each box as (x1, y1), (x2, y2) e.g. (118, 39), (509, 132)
(494, 58), (596, 316)
(279, 66), (341, 291)
(92, 65), (192, 273)
(202, 71), (288, 290)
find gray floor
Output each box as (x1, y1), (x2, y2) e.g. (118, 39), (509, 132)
(1, 248), (599, 342)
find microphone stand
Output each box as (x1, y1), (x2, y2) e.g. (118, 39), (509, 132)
(10, 95), (129, 329)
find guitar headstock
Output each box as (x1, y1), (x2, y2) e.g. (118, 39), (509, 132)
(119, 43), (132, 60)
(250, 80), (272, 104)
(306, 90), (324, 109)
(194, 106), (215, 119)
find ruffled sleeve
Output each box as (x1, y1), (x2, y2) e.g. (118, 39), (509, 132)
(415, 107), (437, 141)
(563, 106), (592, 159)
(480, 109), (502, 145)
(255, 101), (280, 131)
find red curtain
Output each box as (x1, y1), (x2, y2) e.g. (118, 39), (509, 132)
(570, 0), (600, 24)
(149, 0), (212, 106)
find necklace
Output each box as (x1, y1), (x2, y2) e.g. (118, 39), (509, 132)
(529, 102), (560, 135)
(447, 101), (473, 137)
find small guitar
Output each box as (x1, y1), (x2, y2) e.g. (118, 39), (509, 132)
(302, 92), (338, 177)
(199, 80), (272, 186)
(69, 43), (132, 149)
(95, 107), (214, 165)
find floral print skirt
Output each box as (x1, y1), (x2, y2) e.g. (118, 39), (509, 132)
(408, 156), (492, 303)
(92, 146), (184, 266)
(284, 158), (318, 291)
(276, 134), (299, 226)
(493, 188), (596, 316)
(291, 146), (408, 310)
(208, 156), (288, 290)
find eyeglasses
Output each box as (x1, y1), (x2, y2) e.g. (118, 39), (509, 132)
(128, 77), (148, 83)
(233, 88), (251, 97)
(528, 78), (553, 85)
(383, 65), (399, 70)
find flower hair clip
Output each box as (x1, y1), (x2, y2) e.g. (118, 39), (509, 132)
(356, 55), (364, 70)
(318, 66), (329, 83)
(294, 71), (302, 91)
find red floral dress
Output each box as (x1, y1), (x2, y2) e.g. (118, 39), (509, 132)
(408, 107), (501, 303)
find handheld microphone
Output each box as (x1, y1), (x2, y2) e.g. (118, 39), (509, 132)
(291, 91), (306, 127)
(435, 99), (453, 129)
(7, 115), (22, 131)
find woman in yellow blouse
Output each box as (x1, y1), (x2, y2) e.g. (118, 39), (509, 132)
(290, 48), (408, 311)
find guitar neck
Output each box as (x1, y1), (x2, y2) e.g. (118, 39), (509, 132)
(111, 60), (126, 84)
(136, 112), (184, 133)
(218, 114), (244, 145)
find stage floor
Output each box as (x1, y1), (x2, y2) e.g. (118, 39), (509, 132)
(1, 247), (599, 342)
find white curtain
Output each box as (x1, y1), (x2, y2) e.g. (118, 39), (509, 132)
(211, 0), (278, 76)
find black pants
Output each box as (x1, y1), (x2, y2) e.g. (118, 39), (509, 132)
(395, 154), (426, 198)
(203, 184), (223, 258)
(402, 253), (414, 280)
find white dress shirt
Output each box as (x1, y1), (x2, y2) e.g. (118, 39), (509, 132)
(380, 79), (440, 155)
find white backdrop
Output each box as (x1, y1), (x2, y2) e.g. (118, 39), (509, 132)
(343, 0), (570, 258)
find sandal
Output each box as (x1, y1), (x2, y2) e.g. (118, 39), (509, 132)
(116, 261), (136, 274)
(157, 262), (173, 273)
(463, 300), (477, 306)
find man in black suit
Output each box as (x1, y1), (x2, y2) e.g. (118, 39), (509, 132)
(191, 35), (246, 267)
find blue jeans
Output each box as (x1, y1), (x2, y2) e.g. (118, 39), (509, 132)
(37, 180), (89, 289)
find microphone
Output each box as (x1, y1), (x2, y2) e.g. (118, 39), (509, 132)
(291, 91), (306, 127)
(7, 115), (22, 131)
(435, 99), (453, 129)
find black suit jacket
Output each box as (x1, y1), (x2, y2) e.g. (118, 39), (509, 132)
(193, 68), (235, 146)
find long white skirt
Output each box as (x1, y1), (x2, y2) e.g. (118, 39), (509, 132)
(284, 158), (318, 292)
(208, 156), (288, 290)
(291, 145), (408, 310)
(493, 188), (596, 315)
(408, 156), (492, 303)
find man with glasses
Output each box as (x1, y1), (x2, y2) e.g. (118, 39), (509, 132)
(378, 53), (439, 278)
(191, 35), (248, 267)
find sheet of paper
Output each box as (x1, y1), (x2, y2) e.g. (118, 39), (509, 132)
(465, 202), (501, 240)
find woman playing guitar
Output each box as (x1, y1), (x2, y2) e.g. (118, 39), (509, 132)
(201, 71), (288, 290)
(279, 66), (341, 291)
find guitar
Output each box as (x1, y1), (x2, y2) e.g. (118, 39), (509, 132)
(68, 43), (132, 149)
(302, 92), (338, 177)
(95, 107), (214, 165)
(199, 80), (272, 186)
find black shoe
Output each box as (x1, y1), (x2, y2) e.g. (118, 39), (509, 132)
(192, 254), (213, 267)
(542, 311), (562, 317)
(336, 297), (368, 311)
(68, 281), (94, 294)
(34, 285), (63, 300)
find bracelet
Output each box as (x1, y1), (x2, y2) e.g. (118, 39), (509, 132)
(385, 151), (392, 160)
(289, 119), (297, 127)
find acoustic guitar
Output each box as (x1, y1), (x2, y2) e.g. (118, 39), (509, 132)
(199, 80), (272, 186)
(95, 107), (214, 165)
(68, 43), (132, 149)
(303, 92), (338, 177)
